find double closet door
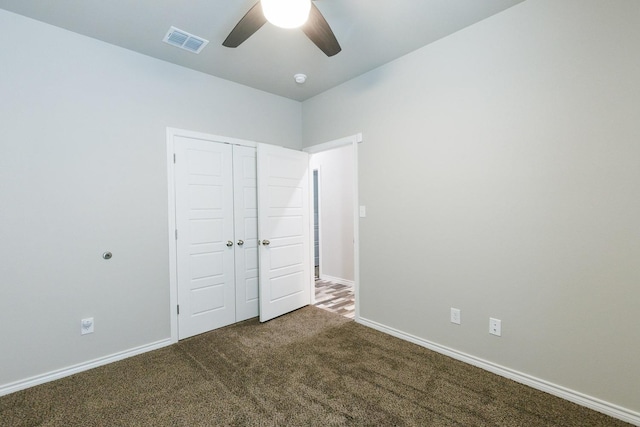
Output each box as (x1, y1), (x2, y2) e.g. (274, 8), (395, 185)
(174, 138), (258, 339)
(172, 133), (311, 340)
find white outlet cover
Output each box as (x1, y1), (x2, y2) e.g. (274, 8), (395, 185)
(489, 317), (501, 336)
(359, 205), (366, 218)
(81, 317), (94, 335)
(450, 308), (461, 325)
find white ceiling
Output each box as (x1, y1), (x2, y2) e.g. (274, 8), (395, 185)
(0, 0), (525, 101)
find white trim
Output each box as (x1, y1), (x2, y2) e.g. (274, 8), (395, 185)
(0, 339), (172, 397)
(319, 274), (354, 287)
(166, 128), (178, 343)
(166, 127), (261, 342)
(304, 133), (361, 322)
(310, 166), (322, 305)
(357, 317), (640, 426)
(352, 137), (360, 321)
(315, 165), (323, 282)
(308, 161), (317, 305)
(166, 127), (258, 148)
(303, 133), (363, 154)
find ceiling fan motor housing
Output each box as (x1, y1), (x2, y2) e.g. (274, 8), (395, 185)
(261, 0), (311, 29)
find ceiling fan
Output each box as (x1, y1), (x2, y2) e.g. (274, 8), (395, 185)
(222, 0), (341, 57)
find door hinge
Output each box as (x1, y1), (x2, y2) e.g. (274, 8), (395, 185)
(177, 305), (180, 315)
(175, 229), (178, 240)
(173, 153), (176, 163)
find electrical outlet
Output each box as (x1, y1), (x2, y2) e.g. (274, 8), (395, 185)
(450, 308), (461, 325)
(81, 317), (94, 335)
(489, 317), (501, 336)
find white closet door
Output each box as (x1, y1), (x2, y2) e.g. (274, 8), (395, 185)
(175, 137), (235, 339)
(257, 144), (312, 322)
(233, 145), (259, 321)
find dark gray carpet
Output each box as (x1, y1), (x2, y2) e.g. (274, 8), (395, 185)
(0, 306), (630, 426)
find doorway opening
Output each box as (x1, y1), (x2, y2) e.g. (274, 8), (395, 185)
(307, 140), (358, 320)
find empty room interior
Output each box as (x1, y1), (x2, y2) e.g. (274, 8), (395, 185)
(1, 0), (639, 425)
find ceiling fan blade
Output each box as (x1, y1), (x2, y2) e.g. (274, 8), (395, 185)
(223, 2), (267, 48)
(301, 3), (342, 57)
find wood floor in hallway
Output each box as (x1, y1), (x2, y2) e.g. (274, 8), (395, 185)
(314, 279), (354, 319)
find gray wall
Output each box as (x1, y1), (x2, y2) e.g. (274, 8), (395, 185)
(302, 0), (640, 414)
(0, 9), (301, 388)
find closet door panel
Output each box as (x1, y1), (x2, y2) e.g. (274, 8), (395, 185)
(175, 137), (236, 339)
(233, 145), (260, 321)
(257, 144), (311, 322)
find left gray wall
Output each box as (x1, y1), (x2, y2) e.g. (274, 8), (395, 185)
(0, 9), (301, 391)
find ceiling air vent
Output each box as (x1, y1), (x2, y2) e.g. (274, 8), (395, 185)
(163, 26), (209, 54)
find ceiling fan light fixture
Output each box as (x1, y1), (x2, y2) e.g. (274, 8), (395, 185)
(261, 0), (311, 29)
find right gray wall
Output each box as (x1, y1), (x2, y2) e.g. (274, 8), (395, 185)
(302, 0), (640, 416)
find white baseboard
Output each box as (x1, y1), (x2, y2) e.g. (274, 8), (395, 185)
(319, 274), (354, 287)
(357, 317), (640, 426)
(0, 338), (173, 397)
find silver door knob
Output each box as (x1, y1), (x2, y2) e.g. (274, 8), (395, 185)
(262, 239), (270, 246)
(237, 240), (244, 246)
(226, 241), (233, 247)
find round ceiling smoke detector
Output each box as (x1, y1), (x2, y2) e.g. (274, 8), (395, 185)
(294, 73), (307, 84)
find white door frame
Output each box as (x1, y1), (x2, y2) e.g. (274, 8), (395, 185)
(311, 166), (323, 282)
(303, 133), (362, 320)
(166, 127), (257, 343)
